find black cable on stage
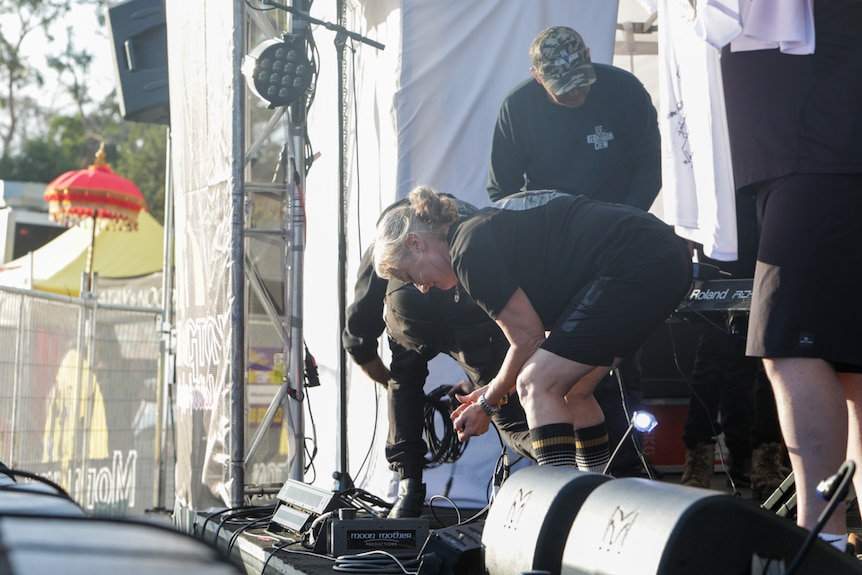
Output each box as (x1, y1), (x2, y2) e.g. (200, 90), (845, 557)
(202, 504), (274, 546)
(0, 463), (79, 506)
(338, 486), (391, 513)
(226, 514), (275, 555)
(259, 539), (307, 575)
(332, 550), (420, 574)
(198, 506), (256, 543)
(423, 385), (467, 467)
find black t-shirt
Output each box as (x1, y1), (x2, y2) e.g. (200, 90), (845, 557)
(448, 191), (680, 326)
(720, 0), (862, 188)
(487, 64), (661, 209)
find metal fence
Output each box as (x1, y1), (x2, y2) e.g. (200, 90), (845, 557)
(0, 285), (173, 516)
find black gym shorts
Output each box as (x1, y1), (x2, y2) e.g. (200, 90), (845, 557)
(746, 173), (862, 372)
(542, 237), (692, 367)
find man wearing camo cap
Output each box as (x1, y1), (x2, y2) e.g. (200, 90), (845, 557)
(529, 25), (597, 100)
(486, 25), (662, 478)
(487, 25), (659, 208)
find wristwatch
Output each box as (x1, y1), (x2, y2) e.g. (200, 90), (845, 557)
(478, 393), (507, 416)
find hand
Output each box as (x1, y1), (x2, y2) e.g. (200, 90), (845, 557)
(450, 387), (492, 442)
(448, 380), (472, 397)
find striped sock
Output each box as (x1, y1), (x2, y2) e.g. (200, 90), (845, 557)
(530, 423), (577, 467)
(574, 422), (610, 473)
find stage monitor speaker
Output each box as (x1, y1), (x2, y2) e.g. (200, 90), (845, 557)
(482, 466), (612, 575)
(106, 0), (170, 125)
(561, 477), (862, 575)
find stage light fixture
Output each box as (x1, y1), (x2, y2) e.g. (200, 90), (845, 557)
(242, 34), (312, 108)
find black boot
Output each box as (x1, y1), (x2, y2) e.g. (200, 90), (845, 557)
(388, 478), (426, 518)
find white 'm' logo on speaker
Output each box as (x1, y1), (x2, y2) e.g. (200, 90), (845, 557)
(600, 506), (638, 552)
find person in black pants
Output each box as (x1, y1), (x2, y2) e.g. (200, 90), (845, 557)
(343, 198), (534, 518)
(680, 193), (785, 500)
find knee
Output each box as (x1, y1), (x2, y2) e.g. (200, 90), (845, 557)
(515, 371), (539, 404)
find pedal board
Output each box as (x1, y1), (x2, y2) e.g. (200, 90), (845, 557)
(328, 517), (429, 558)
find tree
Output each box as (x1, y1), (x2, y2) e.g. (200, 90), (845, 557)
(0, 0), (167, 223)
(109, 120), (168, 224)
(0, 0), (75, 158)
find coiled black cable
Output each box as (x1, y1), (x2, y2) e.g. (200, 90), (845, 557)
(423, 385), (467, 466)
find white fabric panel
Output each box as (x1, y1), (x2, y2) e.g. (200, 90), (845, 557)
(654, 0), (738, 261)
(308, 0), (621, 508)
(168, 0), (241, 515)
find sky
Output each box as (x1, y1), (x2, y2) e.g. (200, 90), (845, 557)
(12, 3), (116, 113)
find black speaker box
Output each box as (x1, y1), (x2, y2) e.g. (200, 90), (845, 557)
(106, 0), (169, 125)
(419, 521), (484, 575)
(482, 466), (612, 575)
(561, 477), (862, 575)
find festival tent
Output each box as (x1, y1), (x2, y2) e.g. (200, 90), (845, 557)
(0, 210), (164, 299)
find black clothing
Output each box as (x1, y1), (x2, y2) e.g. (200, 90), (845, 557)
(720, 1), (862, 189)
(746, 174), (862, 368)
(720, 0), (862, 368)
(447, 192), (692, 366)
(683, 193), (783, 450)
(343, 246), (534, 480)
(487, 64), (661, 209)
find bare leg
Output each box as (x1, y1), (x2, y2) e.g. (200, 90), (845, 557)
(764, 357), (848, 533)
(516, 348), (607, 428)
(842, 372), (862, 528)
(564, 365), (614, 427)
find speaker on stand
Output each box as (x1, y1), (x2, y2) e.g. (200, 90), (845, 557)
(106, 0), (170, 125)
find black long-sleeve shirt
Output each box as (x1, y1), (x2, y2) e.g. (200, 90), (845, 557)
(487, 64), (661, 210)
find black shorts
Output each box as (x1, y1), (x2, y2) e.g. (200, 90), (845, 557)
(542, 237), (692, 366)
(746, 173), (862, 372)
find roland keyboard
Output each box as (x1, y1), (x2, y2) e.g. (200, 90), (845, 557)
(672, 278), (753, 320)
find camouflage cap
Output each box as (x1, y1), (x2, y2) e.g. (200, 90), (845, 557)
(529, 26), (596, 96)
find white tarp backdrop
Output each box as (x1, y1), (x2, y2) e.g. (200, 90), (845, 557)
(305, 1), (620, 506)
(168, 0), (626, 518)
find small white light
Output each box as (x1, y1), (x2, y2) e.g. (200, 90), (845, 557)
(632, 410), (658, 433)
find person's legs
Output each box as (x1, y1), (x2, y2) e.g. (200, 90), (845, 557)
(842, 372), (862, 530)
(516, 349), (607, 469)
(719, 332), (759, 484)
(764, 357), (847, 533)
(385, 352), (429, 518)
(522, 236), (692, 471)
(490, 392), (535, 461)
(680, 323), (730, 487)
(749, 366), (787, 500)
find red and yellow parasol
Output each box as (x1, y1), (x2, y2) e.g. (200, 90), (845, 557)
(43, 143), (149, 291)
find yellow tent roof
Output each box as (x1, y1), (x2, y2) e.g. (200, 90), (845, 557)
(0, 210), (164, 297)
